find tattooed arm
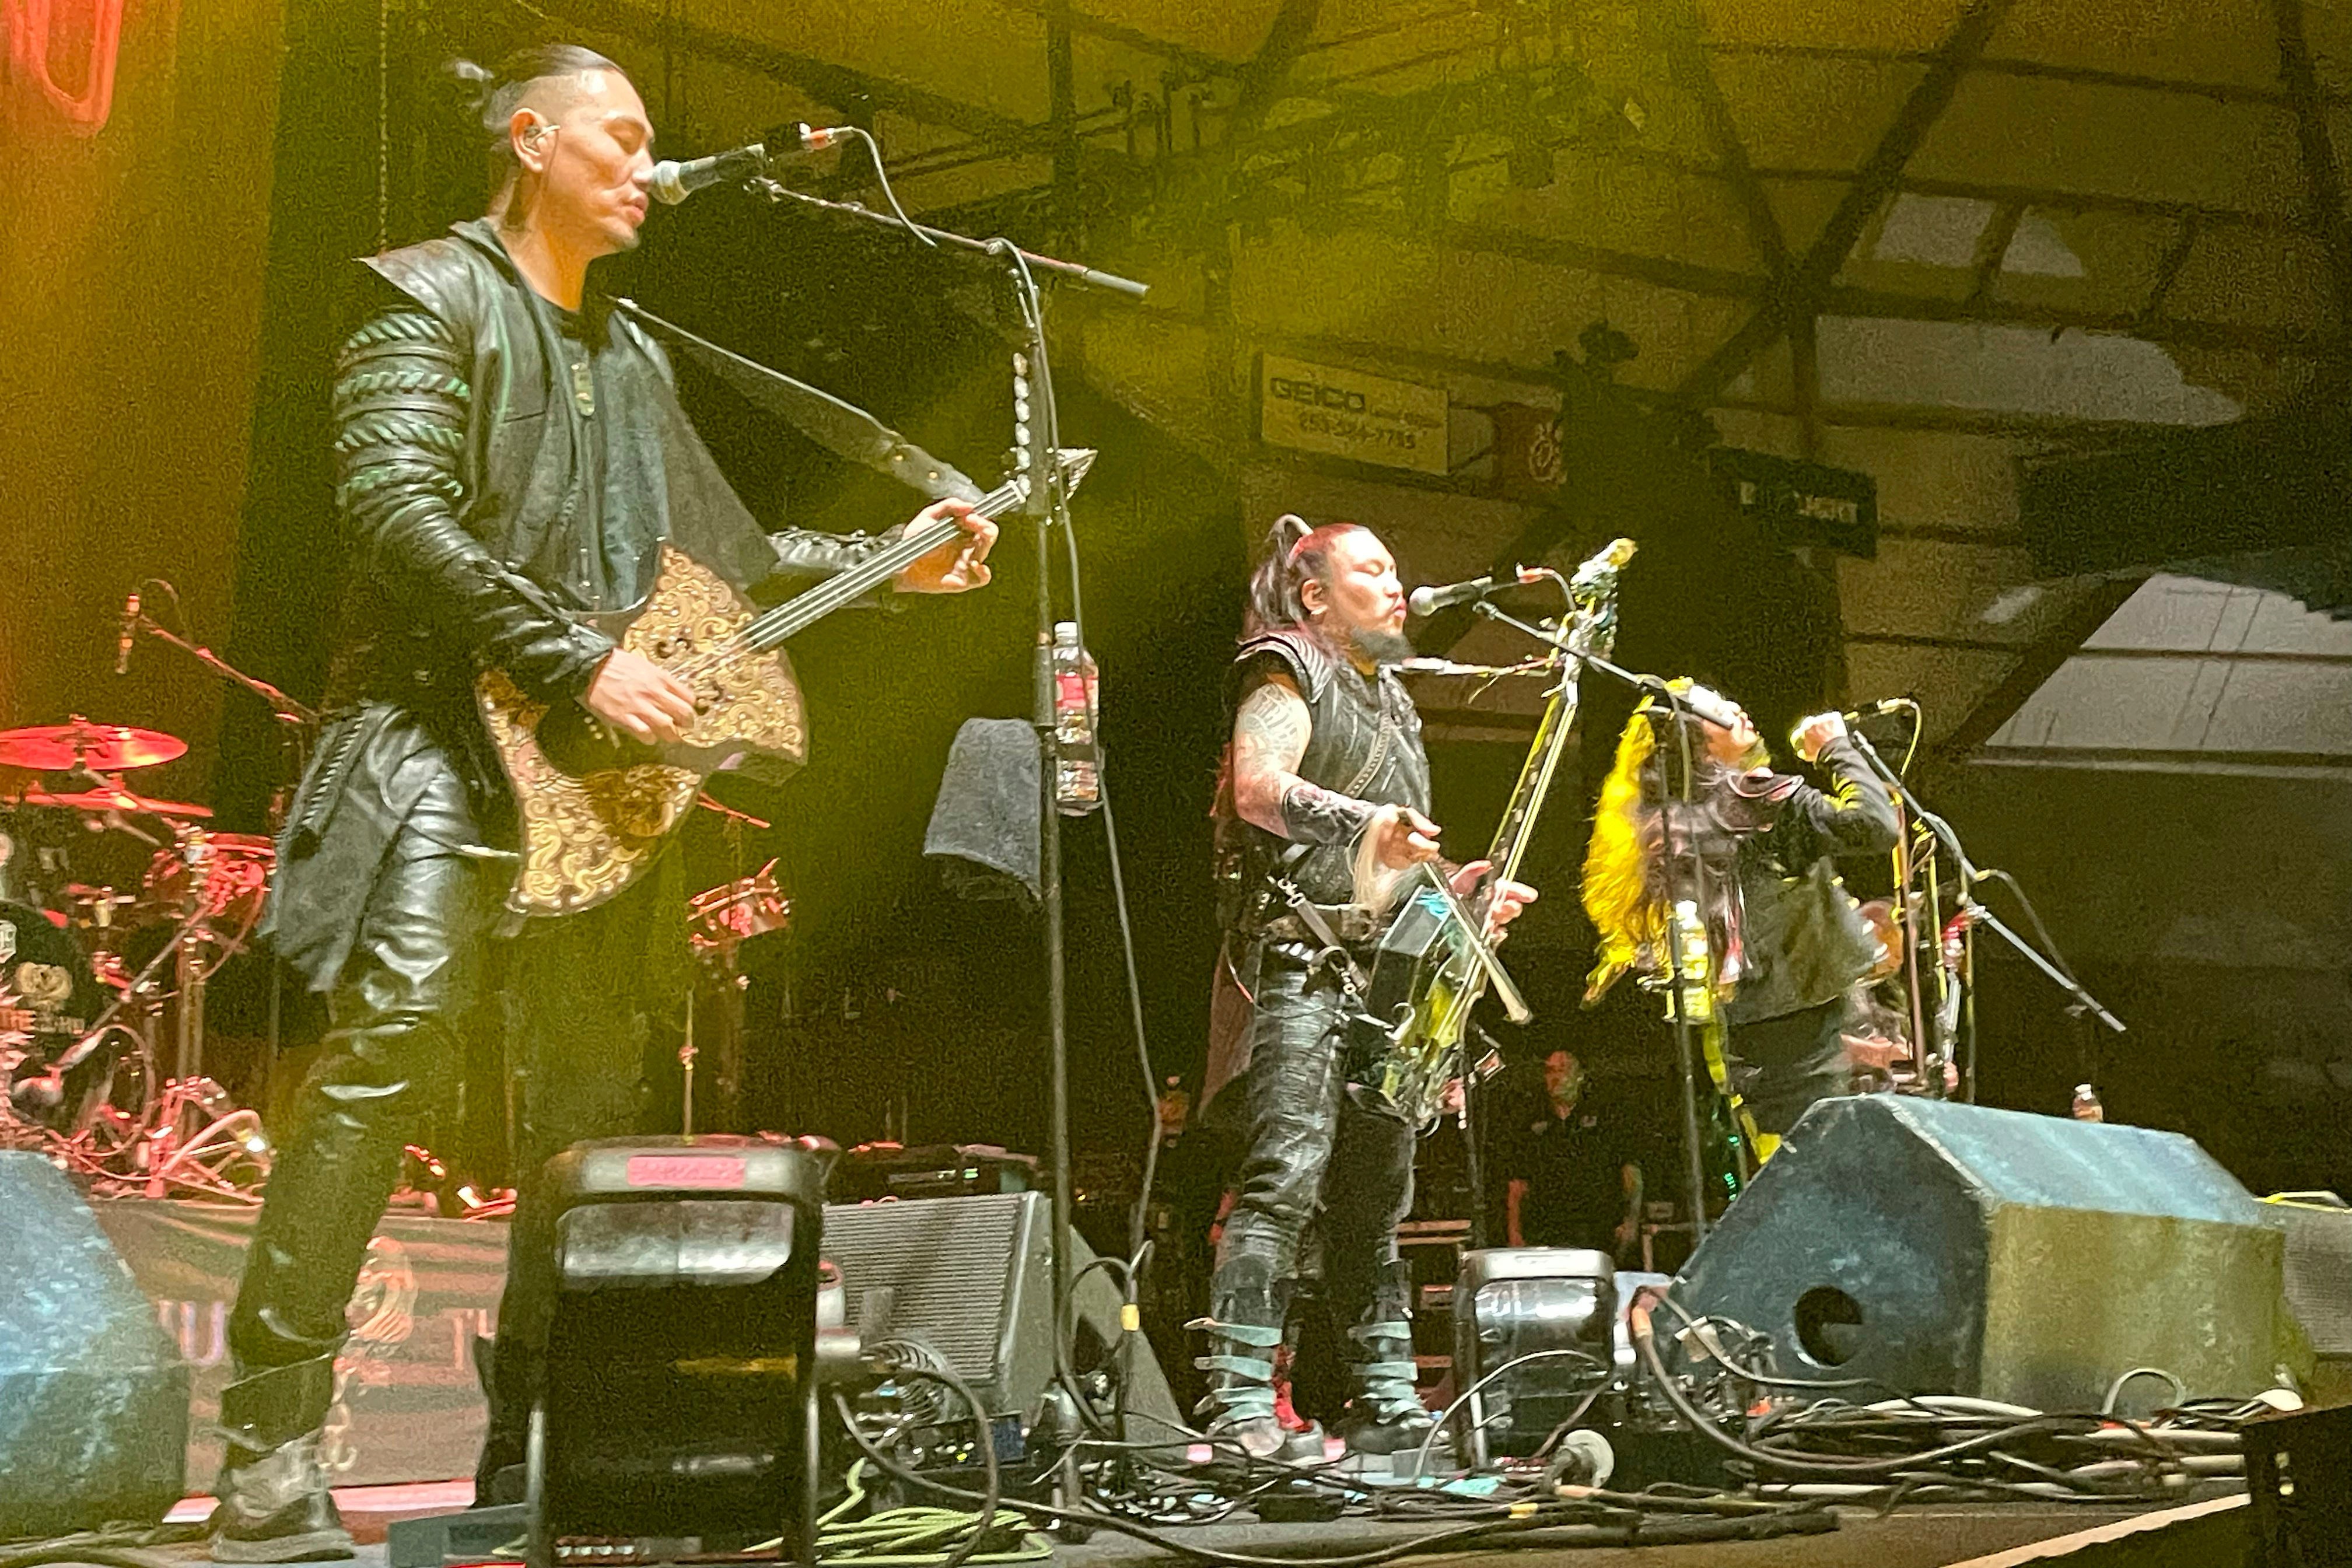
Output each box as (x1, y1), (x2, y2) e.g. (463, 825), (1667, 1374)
(1230, 673), (1441, 866)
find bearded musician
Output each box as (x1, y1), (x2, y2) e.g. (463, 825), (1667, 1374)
(1198, 515), (1534, 1458)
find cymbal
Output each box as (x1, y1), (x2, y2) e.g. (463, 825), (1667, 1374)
(14, 786), (214, 819)
(0, 719), (187, 772)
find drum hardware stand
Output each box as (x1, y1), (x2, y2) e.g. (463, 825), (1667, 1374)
(122, 578), (317, 1070)
(16, 891), (268, 1198)
(122, 581), (320, 730)
(684, 796), (780, 1136)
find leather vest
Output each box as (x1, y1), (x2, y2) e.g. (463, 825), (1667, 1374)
(1213, 629), (1432, 932)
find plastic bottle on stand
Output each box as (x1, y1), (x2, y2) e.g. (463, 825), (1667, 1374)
(2070, 1083), (2104, 1122)
(1051, 621), (1102, 816)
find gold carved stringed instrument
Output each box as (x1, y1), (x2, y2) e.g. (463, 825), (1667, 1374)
(477, 447), (1096, 918)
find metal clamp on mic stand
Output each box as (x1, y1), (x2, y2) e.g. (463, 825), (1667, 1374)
(1842, 728), (2124, 1104)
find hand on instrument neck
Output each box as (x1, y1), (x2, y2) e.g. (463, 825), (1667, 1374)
(1450, 857), (1537, 939)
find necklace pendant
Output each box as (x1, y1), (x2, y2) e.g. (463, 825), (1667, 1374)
(570, 359), (596, 416)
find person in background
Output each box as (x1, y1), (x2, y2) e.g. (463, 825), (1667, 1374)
(1504, 1049), (1643, 1259)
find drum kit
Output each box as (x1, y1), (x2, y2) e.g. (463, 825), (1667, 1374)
(0, 713), (800, 1196)
(0, 717), (273, 1201)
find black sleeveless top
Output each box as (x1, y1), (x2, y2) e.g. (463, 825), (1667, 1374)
(1212, 628), (1433, 931)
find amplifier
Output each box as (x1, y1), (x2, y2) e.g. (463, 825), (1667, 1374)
(831, 1143), (1040, 1203)
(820, 1191), (1182, 1437)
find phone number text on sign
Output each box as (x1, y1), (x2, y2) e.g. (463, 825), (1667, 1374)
(1259, 354), (1450, 476)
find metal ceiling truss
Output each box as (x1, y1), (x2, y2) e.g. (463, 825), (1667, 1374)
(1674, 0), (2022, 407)
(1709, 38), (2352, 109)
(553, 0), (2342, 374)
(2270, 0), (2352, 344)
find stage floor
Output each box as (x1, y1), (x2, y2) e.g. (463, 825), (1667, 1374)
(155, 1483), (2249, 1568)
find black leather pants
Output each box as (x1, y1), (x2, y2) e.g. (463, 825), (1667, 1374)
(1731, 998), (1852, 1136)
(228, 762), (492, 1443)
(227, 753), (681, 1471)
(1208, 946), (1416, 1338)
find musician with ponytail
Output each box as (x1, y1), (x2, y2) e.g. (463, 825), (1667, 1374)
(1197, 514), (1533, 1459)
(208, 46), (995, 1560)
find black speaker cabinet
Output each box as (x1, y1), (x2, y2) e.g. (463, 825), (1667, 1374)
(1674, 1097), (2284, 1411)
(0, 1151), (189, 1538)
(820, 1191), (1184, 1438)
(530, 1137), (828, 1566)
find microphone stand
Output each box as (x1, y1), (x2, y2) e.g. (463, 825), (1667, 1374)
(1473, 601), (1721, 1249)
(743, 165), (1146, 1417)
(127, 594), (320, 1069)
(131, 610), (320, 731)
(1843, 732), (2125, 1091)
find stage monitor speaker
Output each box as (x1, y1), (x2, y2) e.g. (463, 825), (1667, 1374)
(1451, 1248), (1616, 1465)
(1673, 1097), (2284, 1413)
(533, 1138), (828, 1566)
(2269, 1195), (2352, 1405)
(0, 1150), (189, 1539)
(821, 1191), (1183, 1438)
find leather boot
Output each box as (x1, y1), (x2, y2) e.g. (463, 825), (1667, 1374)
(1189, 1256), (1322, 1461)
(1187, 1316), (1287, 1458)
(1335, 1264), (1432, 1458)
(209, 1356), (354, 1563)
(471, 1332), (541, 1507)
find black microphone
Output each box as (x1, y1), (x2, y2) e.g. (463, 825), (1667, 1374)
(114, 590), (139, 676)
(1408, 566), (1540, 618)
(649, 124), (852, 205)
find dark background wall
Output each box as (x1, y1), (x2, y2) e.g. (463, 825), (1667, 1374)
(1, 0), (285, 816)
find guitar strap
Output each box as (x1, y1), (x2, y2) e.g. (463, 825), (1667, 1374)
(612, 299), (986, 505)
(1268, 848), (1373, 1000)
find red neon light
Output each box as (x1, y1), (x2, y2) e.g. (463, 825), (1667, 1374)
(5, 0), (127, 134)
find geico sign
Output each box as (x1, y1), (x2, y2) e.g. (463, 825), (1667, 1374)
(1267, 376), (1367, 412)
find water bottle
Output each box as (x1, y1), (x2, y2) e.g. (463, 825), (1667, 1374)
(2070, 1083), (2104, 1122)
(1051, 621), (1102, 816)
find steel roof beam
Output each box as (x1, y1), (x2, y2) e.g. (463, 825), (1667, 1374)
(544, 0), (1050, 153)
(1934, 575), (2147, 760)
(1710, 39), (2352, 108)
(2270, 0), (2352, 343)
(1675, 0), (2021, 408)
(1234, 0), (1329, 131)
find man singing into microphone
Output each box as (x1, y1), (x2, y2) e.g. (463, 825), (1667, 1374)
(1198, 516), (1534, 1458)
(1583, 685), (1898, 1142)
(209, 47), (995, 1559)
